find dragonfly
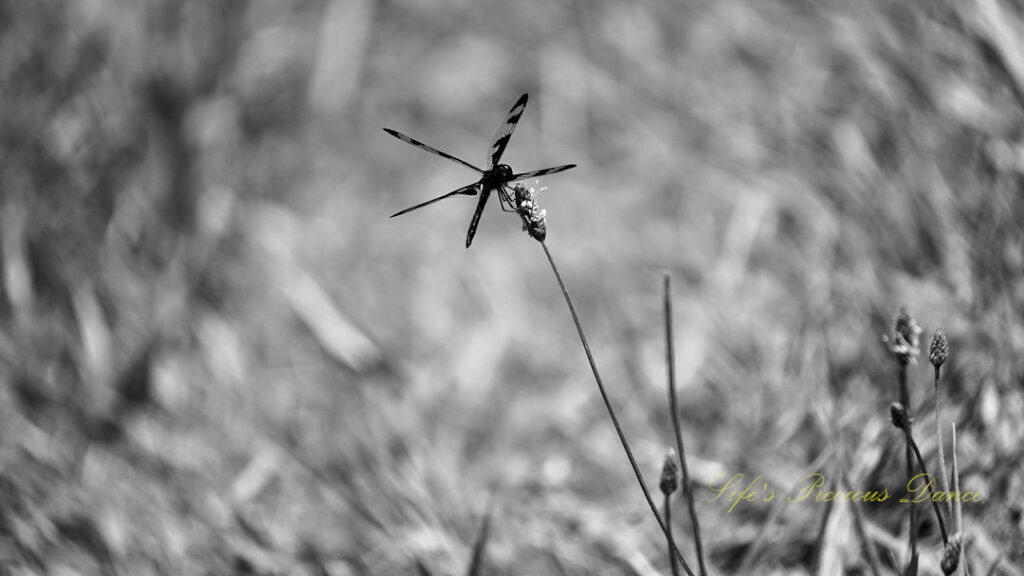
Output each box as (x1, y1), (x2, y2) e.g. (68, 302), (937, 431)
(384, 94), (575, 248)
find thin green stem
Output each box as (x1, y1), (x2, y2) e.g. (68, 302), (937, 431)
(540, 241), (695, 576)
(664, 273), (707, 576)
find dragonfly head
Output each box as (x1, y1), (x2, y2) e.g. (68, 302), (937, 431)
(493, 164), (513, 181)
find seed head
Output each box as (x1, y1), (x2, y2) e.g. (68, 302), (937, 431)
(930, 329), (949, 368)
(889, 402), (910, 430)
(659, 448), (679, 496)
(513, 184), (547, 242)
(887, 307), (921, 365)
(940, 534), (962, 575)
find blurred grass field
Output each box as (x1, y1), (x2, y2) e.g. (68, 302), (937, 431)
(1, 0), (1023, 574)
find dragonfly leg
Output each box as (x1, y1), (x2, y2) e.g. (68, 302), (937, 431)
(496, 186), (517, 212)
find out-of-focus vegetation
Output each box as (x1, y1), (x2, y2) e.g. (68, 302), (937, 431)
(1, 0), (1023, 573)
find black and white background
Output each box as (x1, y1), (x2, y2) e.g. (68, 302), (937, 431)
(0, 1), (1022, 574)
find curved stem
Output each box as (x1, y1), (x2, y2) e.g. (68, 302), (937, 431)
(934, 365), (953, 518)
(904, 430), (949, 544)
(664, 494), (679, 576)
(664, 274), (707, 576)
(541, 241), (695, 576)
(899, 364), (918, 561)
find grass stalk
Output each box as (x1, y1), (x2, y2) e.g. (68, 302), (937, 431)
(896, 414), (949, 545)
(952, 423), (965, 576)
(663, 273), (708, 576)
(845, 473), (883, 576)
(898, 363), (919, 563)
(660, 450), (681, 576)
(934, 366), (952, 515)
(664, 493), (679, 576)
(540, 241), (695, 576)
(931, 330), (953, 519)
(890, 307), (921, 569)
(465, 500), (494, 576)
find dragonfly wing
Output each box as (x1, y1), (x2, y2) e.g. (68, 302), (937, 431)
(509, 164), (577, 181)
(486, 94), (528, 168)
(383, 128), (484, 173)
(390, 182), (481, 218)
(465, 187), (492, 248)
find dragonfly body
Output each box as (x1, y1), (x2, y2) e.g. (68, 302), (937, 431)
(384, 94), (575, 248)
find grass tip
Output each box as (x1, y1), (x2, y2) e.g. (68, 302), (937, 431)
(890, 401), (910, 430)
(940, 533), (961, 575)
(513, 183), (547, 242)
(930, 329), (949, 368)
(659, 448), (680, 496)
(886, 307), (922, 365)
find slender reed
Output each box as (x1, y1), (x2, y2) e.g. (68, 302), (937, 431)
(833, 423), (883, 576)
(539, 240), (695, 576)
(889, 402), (949, 545)
(663, 273), (708, 576)
(982, 555), (1003, 576)
(465, 499), (494, 576)
(952, 423), (965, 576)
(930, 329), (952, 518)
(899, 361), (918, 563)
(660, 449), (681, 576)
(887, 307), (921, 565)
(845, 472), (883, 576)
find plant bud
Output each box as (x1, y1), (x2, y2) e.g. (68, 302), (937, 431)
(659, 448), (679, 496)
(890, 402), (909, 430)
(930, 329), (949, 368)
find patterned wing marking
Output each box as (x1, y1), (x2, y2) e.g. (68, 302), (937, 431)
(383, 128), (483, 173)
(390, 182), (481, 218)
(486, 94), (528, 168)
(509, 164), (576, 181)
(464, 187), (493, 248)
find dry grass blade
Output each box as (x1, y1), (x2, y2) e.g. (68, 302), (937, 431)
(465, 502), (494, 576)
(846, 475), (884, 576)
(900, 361), (918, 565)
(540, 241), (695, 576)
(930, 330), (952, 519)
(663, 273), (707, 576)
(735, 446), (835, 572)
(663, 492), (678, 576)
(959, 0), (1024, 110)
(952, 423), (965, 576)
(416, 558), (435, 576)
(890, 402), (950, 546)
(280, 265), (382, 371)
(890, 307), (921, 568)
(660, 449), (680, 576)
(984, 555), (1005, 576)
(896, 409), (949, 545)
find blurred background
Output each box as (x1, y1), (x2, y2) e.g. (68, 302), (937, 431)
(1, 0), (1023, 573)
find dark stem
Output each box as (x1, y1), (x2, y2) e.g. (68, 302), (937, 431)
(465, 498), (494, 576)
(903, 429), (950, 544)
(934, 365), (953, 518)
(845, 471), (883, 576)
(664, 494), (679, 576)
(664, 274), (707, 576)
(899, 363), (918, 561)
(540, 241), (695, 576)
(952, 424), (966, 576)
